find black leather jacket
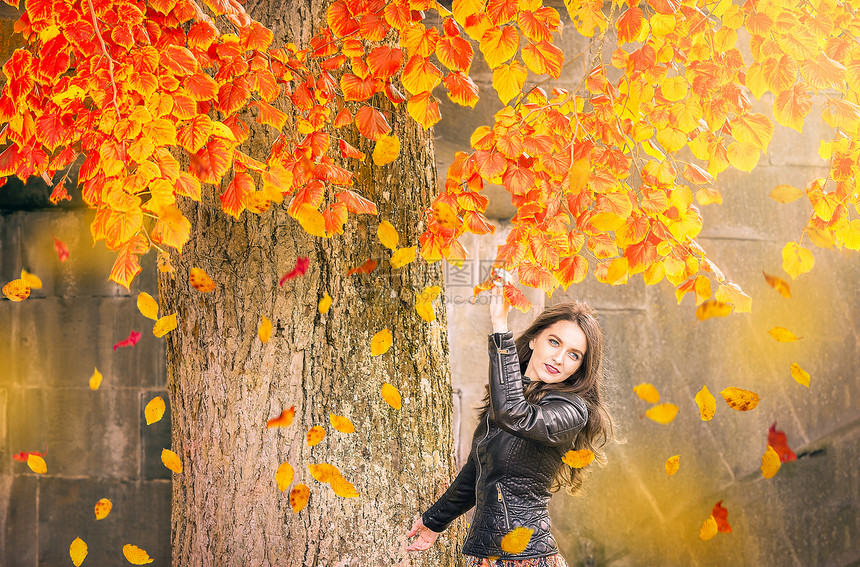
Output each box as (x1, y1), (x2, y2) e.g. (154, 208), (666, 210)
(422, 332), (588, 560)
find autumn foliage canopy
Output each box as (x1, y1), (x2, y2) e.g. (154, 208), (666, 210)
(1, 0), (860, 313)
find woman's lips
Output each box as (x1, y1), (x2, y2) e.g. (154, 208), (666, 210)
(544, 363), (559, 374)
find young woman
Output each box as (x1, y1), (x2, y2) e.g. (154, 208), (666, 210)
(405, 284), (615, 566)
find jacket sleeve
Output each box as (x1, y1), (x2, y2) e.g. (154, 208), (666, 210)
(420, 449), (477, 533)
(488, 331), (588, 447)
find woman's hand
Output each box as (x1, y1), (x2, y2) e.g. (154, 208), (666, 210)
(405, 517), (440, 551)
(489, 282), (510, 334)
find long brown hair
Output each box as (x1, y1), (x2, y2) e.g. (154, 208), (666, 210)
(477, 301), (616, 495)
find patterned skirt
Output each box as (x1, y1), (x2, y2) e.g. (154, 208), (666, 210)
(463, 555), (569, 567)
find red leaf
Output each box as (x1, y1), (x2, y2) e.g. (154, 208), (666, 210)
(53, 236), (69, 263)
(12, 444), (47, 462)
(216, 76), (251, 116)
(347, 258), (378, 276)
(220, 172), (253, 219)
(768, 422), (797, 463)
(279, 256), (311, 285)
(711, 501), (732, 533)
(336, 189), (378, 215)
(355, 106), (391, 141)
(113, 330), (142, 351)
(367, 46), (403, 79)
(443, 71), (479, 107)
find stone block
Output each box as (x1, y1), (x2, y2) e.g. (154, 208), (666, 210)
(0, 475), (38, 567)
(37, 478), (171, 567)
(141, 391), (173, 481)
(7, 387), (141, 479)
(5, 296), (166, 390)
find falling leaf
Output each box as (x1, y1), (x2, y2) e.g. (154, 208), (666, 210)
(330, 476), (359, 498)
(307, 425), (326, 446)
(259, 315), (273, 343)
(89, 368), (103, 390)
(27, 454), (47, 474)
(161, 448), (183, 473)
(153, 313), (177, 337)
(276, 461), (294, 491)
(389, 246), (417, 268)
(500, 526), (534, 554)
(699, 515), (718, 540)
(290, 484), (310, 512)
(20, 269), (42, 289)
(562, 449), (595, 468)
(377, 220), (399, 250)
(70, 537), (88, 566)
(308, 462), (339, 483)
(318, 293), (333, 314)
(789, 363), (810, 387)
(347, 258), (378, 276)
(53, 236), (69, 262)
(137, 292), (159, 320)
(12, 445), (47, 462)
(372, 134), (401, 166)
(768, 422), (797, 462)
(645, 403), (679, 424)
(279, 256), (310, 285)
(94, 498), (112, 520)
(3, 279), (30, 301)
(145, 396), (166, 425)
(695, 300), (732, 321)
(113, 330), (141, 351)
(329, 414), (355, 433)
(267, 406), (295, 429)
(189, 267), (216, 292)
(665, 455), (680, 476)
(122, 544), (154, 565)
(695, 386), (716, 421)
(416, 285), (442, 322)
(720, 387), (761, 411)
(381, 382), (402, 409)
(761, 445), (781, 478)
(711, 501), (732, 533)
(762, 271), (791, 298)
(769, 327), (800, 342)
(371, 329), (393, 356)
(633, 383), (660, 404)
(769, 184), (804, 203)
(782, 242), (814, 280)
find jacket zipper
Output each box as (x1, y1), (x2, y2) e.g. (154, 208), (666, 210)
(474, 412), (491, 507)
(496, 484), (511, 531)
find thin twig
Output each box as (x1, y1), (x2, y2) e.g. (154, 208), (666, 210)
(86, 0), (121, 118)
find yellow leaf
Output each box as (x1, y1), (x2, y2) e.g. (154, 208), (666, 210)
(696, 300), (732, 321)
(762, 271), (791, 298)
(633, 383), (660, 404)
(137, 292), (159, 320)
(700, 515), (718, 540)
(21, 269), (42, 289)
(377, 220), (399, 250)
(562, 449), (595, 468)
(726, 140), (760, 172)
(720, 387), (761, 411)
(371, 329), (393, 356)
(290, 483), (310, 512)
(416, 300), (435, 322)
(153, 313), (177, 338)
(790, 363), (810, 387)
(145, 396), (165, 425)
(258, 315), (273, 343)
(782, 242), (813, 280)
(695, 386), (716, 421)
(330, 476), (360, 498)
(161, 448), (183, 473)
(500, 526), (534, 554)
(661, 76), (688, 102)
(318, 293), (333, 314)
(189, 267), (216, 292)
(372, 134), (401, 166)
(329, 414), (355, 433)
(94, 498), (112, 520)
(761, 445), (781, 479)
(665, 454), (680, 476)
(89, 368), (103, 390)
(493, 61), (528, 104)
(306, 425), (326, 446)
(645, 403), (678, 424)
(769, 184), (804, 203)
(27, 454), (47, 474)
(714, 283), (751, 313)
(308, 462), (339, 483)
(769, 326), (800, 342)
(390, 246), (417, 268)
(3, 279), (30, 301)
(381, 382), (402, 409)
(276, 461), (294, 491)
(122, 544), (154, 565)
(70, 537), (88, 566)
(295, 204), (328, 238)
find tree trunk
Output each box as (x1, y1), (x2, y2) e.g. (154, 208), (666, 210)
(158, 1), (464, 565)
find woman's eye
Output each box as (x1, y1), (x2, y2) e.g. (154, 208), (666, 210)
(549, 338), (559, 346)
(568, 352), (579, 361)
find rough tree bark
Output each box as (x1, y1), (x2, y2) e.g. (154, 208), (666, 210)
(158, 0), (466, 565)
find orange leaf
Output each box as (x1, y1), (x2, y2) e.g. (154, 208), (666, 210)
(402, 55), (443, 95)
(258, 315), (273, 343)
(436, 35), (473, 72)
(762, 271), (790, 298)
(645, 403), (678, 424)
(720, 387), (760, 411)
(53, 236), (69, 262)
(367, 46), (403, 78)
(110, 235), (148, 290)
(371, 329), (393, 355)
(760, 55), (797, 94)
(276, 461), (294, 491)
(337, 190), (378, 215)
(161, 448), (183, 473)
(253, 101), (287, 131)
(216, 76), (251, 117)
(3, 279), (30, 301)
(122, 544), (154, 565)
(189, 267), (216, 292)
(695, 300), (731, 321)
(711, 501), (732, 533)
(381, 382), (402, 409)
(479, 25), (519, 69)
(443, 71), (479, 107)
(94, 498), (112, 520)
(633, 383), (659, 404)
(355, 106), (392, 141)
(306, 425), (326, 446)
(616, 6), (643, 44)
(773, 83), (811, 132)
(267, 406), (295, 429)
(145, 396), (166, 425)
(347, 258), (378, 276)
(290, 484), (310, 512)
(562, 449), (595, 468)
(407, 92), (442, 129)
(555, 255), (588, 290)
(500, 527), (534, 554)
(329, 414), (355, 433)
(521, 40), (563, 78)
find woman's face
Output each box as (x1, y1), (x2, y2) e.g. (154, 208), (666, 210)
(523, 320), (587, 384)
